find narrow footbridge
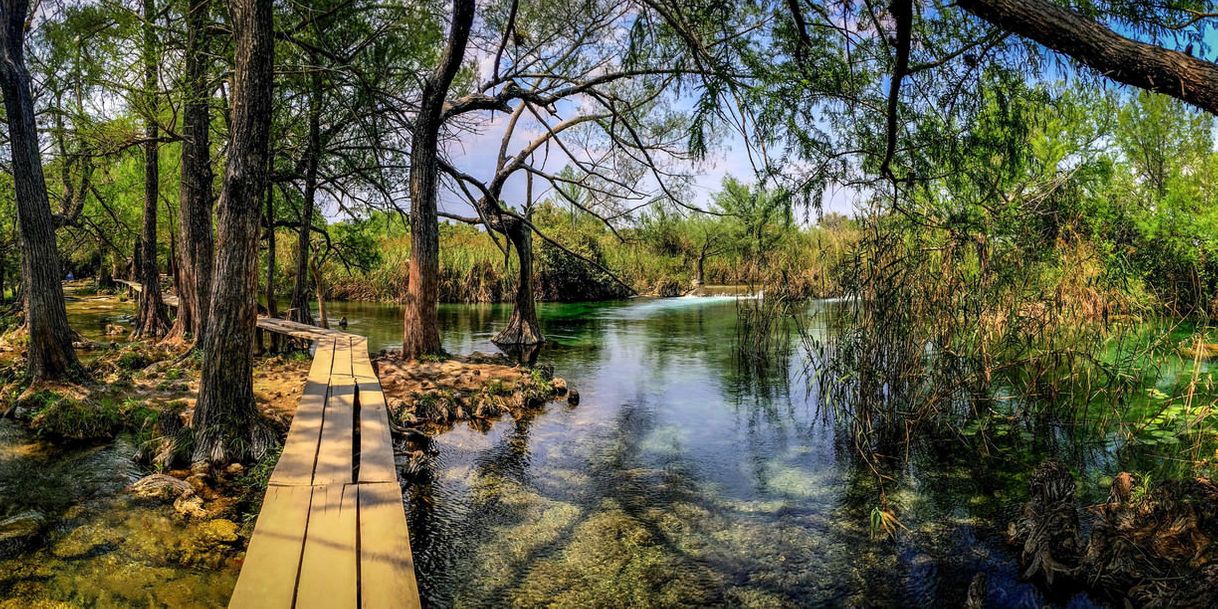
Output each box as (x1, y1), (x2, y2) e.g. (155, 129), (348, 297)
(116, 280), (421, 608)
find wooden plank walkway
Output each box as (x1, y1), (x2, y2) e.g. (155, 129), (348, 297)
(116, 280), (421, 609)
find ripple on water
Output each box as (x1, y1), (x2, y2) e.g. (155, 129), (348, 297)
(0, 419), (238, 608)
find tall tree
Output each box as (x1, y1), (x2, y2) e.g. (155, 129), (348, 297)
(271, 0), (429, 329)
(401, 0), (475, 359)
(168, 0), (215, 344)
(133, 0), (168, 338)
(0, 0), (82, 380)
(289, 68), (322, 325)
(436, 0), (698, 346)
(191, 0), (275, 462)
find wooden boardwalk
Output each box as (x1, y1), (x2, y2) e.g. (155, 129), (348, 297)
(116, 280), (421, 608)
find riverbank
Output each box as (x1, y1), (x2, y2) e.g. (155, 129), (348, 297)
(0, 288), (311, 607)
(3, 286), (1214, 607)
(0, 286), (588, 608)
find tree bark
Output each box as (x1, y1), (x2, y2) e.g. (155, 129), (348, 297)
(401, 0), (475, 359)
(264, 184), (277, 319)
(191, 0), (275, 463)
(493, 218), (544, 346)
(168, 0), (214, 344)
(958, 0), (1218, 116)
(0, 0), (82, 380)
(134, 0), (168, 339)
(290, 69), (321, 326)
(309, 256), (328, 329)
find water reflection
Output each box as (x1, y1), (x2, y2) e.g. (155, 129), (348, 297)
(318, 296), (1108, 608)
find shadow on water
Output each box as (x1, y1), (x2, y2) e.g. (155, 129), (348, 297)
(0, 290), (1126, 607)
(323, 295), (1115, 608)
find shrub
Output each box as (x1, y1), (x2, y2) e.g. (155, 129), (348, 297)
(29, 393), (121, 441)
(117, 350), (152, 370)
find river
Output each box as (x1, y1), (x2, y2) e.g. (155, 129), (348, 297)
(2, 290), (1153, 607)
(325, 295), (1109, 608)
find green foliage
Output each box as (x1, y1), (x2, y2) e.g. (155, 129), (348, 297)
(234, 447), (283, 524)
(117, 350), (152, 371)
(483, 379), (512, 397)
(28, 392), (122, 442)
(314, 187), (855, 305)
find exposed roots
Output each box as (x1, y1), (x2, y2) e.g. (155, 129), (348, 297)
(1010, 461), (1218, 608)
(190, 413), (279, 465)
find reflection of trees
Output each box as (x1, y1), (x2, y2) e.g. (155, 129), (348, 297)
(402, 295), (1141, 607)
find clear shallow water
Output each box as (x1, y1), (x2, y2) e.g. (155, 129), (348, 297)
(319, 296), (1109, 609)
(1, 292), (1118, 608)
(0, 288), (238, 608)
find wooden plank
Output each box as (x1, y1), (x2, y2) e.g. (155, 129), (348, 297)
(313, 338), (355, 486)
(359, 482), (421, 609)
(270, 338), (337, 486)
(350, 338), (367, 370)
(356, 381), (397, 484)
(350, 340), (396, 482)
(228, 485), (314, 609)
(296, 483), (359, 609)
(332, 336), (354, 378)
(312, 376), (355, 485)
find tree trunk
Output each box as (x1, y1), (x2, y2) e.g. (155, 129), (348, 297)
(264, 185), (277, 318)
(290, 69), (321, 326)
(134, 0), (168, 339)
(958, 0), (1218, 117)
(694, 243), (707, 288)
(493, 218), (544, 346)
(402, 0), (475, 359)
(309, 256), (328, 329)
(264, 185), (280, 352)
(191, 0), (275, 464)
(168, 231), (178, 288)
(167, 0), (214, 344)
(0, 0), (82, 380)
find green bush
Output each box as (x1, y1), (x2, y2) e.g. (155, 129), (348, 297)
(117, 350), (152, 370)
(29, 392), (122, 441)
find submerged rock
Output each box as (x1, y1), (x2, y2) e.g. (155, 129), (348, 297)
(195, 519), (239, 545)
(176, 518), (240, 568)
(129, 473), (192, 502)
(0, 509), (46, 545)
(173, 491), (208, 520)
(51, 523), (123, 559)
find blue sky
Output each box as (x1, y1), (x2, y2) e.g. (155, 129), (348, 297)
(435, 98), (860, 227)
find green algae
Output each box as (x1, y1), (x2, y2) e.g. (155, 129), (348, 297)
(0, 500), (240, 608)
